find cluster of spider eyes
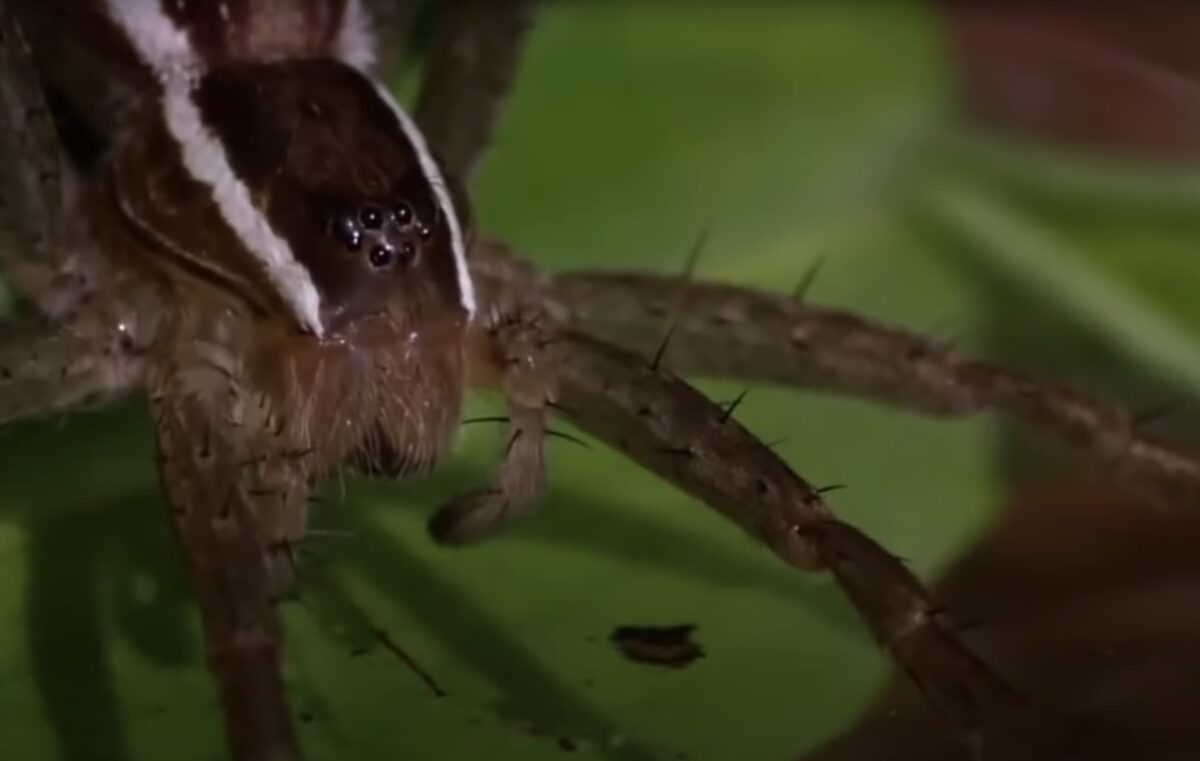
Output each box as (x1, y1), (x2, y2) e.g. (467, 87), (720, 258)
(329, 201), (435, 269)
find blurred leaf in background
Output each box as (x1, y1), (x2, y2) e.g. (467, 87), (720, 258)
(814, 3), (1200, 759)
(3, 3), (1200, 761)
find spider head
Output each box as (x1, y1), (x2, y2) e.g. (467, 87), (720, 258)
(111, 57), (474, 341)
(109, 56), (474, 473)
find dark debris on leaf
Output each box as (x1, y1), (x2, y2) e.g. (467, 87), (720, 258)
(610, 624), (705, 669)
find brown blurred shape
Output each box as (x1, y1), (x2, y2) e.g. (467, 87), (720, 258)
(801, 481), (1200, 760)
(940, 4), (1200, 160)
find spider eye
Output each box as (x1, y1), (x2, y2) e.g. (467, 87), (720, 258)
(330, 213), (363, 251)
(368, 243), (396, 268)
(417, 222), (433, 241)
(393, 202), (414, 227)
(360, 205), (384, 229)
(399, 241), (417, 264)
(300, 98), (324, 119)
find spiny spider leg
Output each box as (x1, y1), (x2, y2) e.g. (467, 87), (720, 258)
(0, 0), (143, 425)
(251, 441), (319, 596)
(0, 312), (143, 426)
(415, 0), (539, 183)
(548, 271), (1200, 509)
(153, 381), (304, 761)
(0, 0), (104, 318)
(0, 0), (63, 268)
(547, 330), (1015, 731)
(432, 304), (556, 543)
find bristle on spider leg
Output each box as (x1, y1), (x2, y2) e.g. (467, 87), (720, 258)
(718, 388), (750, 423)
(461, 415), (511, 426)
(680, 228), (711, 281)
(791, 255), (826, 302)
(545, 428), (591, 450)
(649, 324), (677, 372)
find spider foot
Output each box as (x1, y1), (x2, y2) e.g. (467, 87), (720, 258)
(428, 488), (519, 545)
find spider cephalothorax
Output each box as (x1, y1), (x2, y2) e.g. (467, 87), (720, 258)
(89, 3), (476, 484)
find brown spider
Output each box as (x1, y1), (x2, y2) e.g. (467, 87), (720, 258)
(2, 2), (1199, 759)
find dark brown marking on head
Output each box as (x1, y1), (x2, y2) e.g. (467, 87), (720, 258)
(193, 58), (469, 332)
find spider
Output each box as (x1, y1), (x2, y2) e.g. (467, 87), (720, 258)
(2, 2), (1199, 760)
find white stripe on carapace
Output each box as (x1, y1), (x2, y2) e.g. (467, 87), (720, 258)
(334, 0), (377, 72)
(331, 3), (475, 315)
(103, 0), (326, 335)
(372, 85), (477, 317)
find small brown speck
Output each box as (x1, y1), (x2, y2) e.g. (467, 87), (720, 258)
(610, 624), (705, 669)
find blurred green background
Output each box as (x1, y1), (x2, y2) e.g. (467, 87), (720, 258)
(4, 3), (1200, 760)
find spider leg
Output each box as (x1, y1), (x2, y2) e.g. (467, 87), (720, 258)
(0, 1), (107, 318)
(548, 272), (1200, 510)
(414, 0), (539, 183)
(0, 0), (64, 268)
(549, 330), (1014, 731)
(152, 378), (307, 761)
(250, 448), (317, 596)
(364, 0), (422, 78)
(0, 308), (145, 427)
(430, 401), (547, 544)
(432, 302), (556, 543)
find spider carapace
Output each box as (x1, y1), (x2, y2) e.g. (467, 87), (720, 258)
(113, 55), (475, 473)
